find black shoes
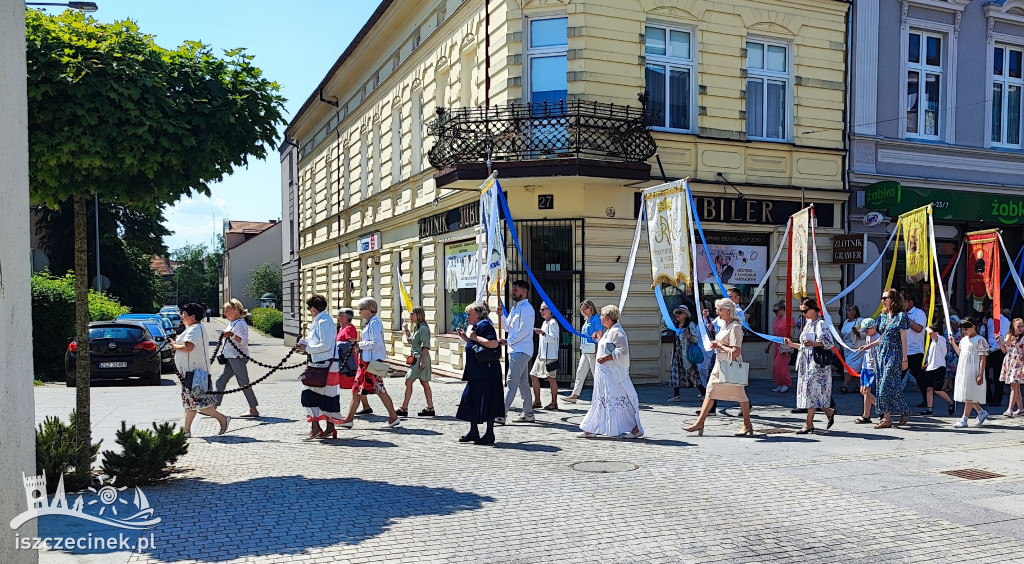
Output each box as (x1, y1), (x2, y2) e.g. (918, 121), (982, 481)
(791, 408), (808, 414)
(356, 408), (374, 415)
(458, 433), (480, 443)
(418, 408), (436, 417)
(395, 408), (408, 417)
(474, 434), (495, 445)
(947, 402), (956, 416)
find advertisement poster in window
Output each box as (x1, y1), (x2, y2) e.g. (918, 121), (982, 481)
(696, 232), (770, 333)
(444, 241), (478, 332)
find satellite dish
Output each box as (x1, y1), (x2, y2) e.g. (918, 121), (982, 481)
(30, 249), (50, 273)
(92, 275), (110, 292)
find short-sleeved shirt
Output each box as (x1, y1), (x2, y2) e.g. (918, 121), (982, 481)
(580, 314), (602, 346)
(987, 315), (1010, 351)
(221, 318), (249, 359)
(905, 307), (927, 355)
(174, 323), (210, 375)
(924, 334), (947, 371)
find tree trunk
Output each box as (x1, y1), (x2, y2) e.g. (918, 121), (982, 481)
(73, 194), (92, 477)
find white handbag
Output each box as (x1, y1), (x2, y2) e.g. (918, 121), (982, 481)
(580, 341), (596, 354)
(366, 359), (390, 377)
(717, 359), (749, 386)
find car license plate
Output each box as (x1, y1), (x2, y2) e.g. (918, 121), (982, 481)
(98, 362), (128, 368)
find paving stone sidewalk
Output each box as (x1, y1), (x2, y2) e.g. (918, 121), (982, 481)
(36, 322), (1024, 563)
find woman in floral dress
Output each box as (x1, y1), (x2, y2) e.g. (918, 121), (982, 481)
(784, 298), (836, 434)
(860, 288), (910, 429)
(668, 306), (701, 401)
(998, 317), (1024, 417)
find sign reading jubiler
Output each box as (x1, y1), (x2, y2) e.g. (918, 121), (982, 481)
(644, 184), (692, 288)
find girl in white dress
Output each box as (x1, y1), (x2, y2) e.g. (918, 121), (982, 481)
(949, 318), (989, 428)
(578, 305), (643, 438)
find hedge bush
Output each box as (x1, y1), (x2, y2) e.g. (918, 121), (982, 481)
(251, 307), (283, 338)
(32, 271), (131, 380)
(36, 410), (102, 493)
(100, 421), (188, 487)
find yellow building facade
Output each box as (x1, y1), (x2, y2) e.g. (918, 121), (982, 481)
(283, 0), (850, 382)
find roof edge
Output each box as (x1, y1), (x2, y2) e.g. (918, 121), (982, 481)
(285, 0), (395, 141)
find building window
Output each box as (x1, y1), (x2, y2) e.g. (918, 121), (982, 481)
(644, 25), (693, 131)
(905, 30), (943, 139)
(746, 39), (790, 141)
(443, 240), (478, 333)
(526, 16), (568, 104)
(992, 44), (1024, 148)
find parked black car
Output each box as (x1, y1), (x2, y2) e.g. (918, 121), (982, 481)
(115, 314), (175, 372)
(65, 321), (163, 386)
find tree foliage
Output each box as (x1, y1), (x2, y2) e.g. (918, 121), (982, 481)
(171, 241), (222, 308)
(245, 262), (283, 307)
(25, 10), (286, 211)
(31, 271), (131, 380)
(34, 201), (169, 312)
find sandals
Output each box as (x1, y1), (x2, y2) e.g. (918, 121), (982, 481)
(853, 417), (872, 424)
(532, 401), (543, 409)
(838, 386), (849, 394)
(873, 420), (892, 429)
(896, 414), (910, 426)
(543, 403), (559, 411)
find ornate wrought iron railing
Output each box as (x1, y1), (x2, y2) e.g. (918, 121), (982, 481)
(427, 99), (658, 170)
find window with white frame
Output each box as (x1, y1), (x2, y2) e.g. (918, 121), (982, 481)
(745, 40), (790, 141)
(905, 30), (944, 139)
(644, 25), (693, 131)
(526, 16), (568, 104)
(992, 44), (1024, 148)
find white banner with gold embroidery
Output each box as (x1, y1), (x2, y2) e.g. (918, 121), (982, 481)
(643, 182), (691, 289)
(790, 207), (810, 298)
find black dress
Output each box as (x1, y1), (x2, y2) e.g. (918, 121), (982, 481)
(456, 319), (505, 423)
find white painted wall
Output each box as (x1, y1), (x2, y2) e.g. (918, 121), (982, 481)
(0, 1), (39, 561)
(223, 222), (283, 312)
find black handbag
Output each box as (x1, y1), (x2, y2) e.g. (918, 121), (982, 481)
(811, 346), (835, 366)
(300, 365), (330, 387)
(470, 342), (500, 364)
(216, 354), (228, 365)
(545, 360), (559, 372)
(182, 370), (195, 390)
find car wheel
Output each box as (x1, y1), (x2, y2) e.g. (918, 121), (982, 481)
(65, 375), (76, 387)
(144, 370), (162, 386)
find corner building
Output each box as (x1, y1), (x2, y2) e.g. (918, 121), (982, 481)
(282, 0), (850, 382)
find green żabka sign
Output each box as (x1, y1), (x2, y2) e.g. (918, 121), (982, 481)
(864, 181), (1024, 225)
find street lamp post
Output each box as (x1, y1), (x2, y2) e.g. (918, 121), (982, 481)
(25, 2), (98, 11)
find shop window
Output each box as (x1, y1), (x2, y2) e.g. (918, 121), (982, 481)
(444, 240), (479, 333)
(696, 231), (771, 334)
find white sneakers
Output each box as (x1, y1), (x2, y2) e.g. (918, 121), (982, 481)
(976, 410), (989, 426)
(952, 417), (969, 428)
(1003, 409), (1016, 417)
(513, 414), (535, 423)
(778, 386), (789, 393)
(667, 395), (682, 402)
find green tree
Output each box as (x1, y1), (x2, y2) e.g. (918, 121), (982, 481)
(171, 242), (222, 307)
(244, 262), (283, 308)
(34, 200), (169, 312)
(26, 9), (285, 474)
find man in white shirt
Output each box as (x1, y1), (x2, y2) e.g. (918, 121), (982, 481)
(498, 280), (535, 423)
(985, 307), (1010, 407)
(901, 289), (928, 407)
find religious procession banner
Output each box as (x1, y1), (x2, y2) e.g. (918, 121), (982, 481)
(644, 183), (692, 288)
(967, 230), (1000, 333)
(901, 205), (931, 283)
(477, 175), (507, 301)
(790, 207), (810, 298)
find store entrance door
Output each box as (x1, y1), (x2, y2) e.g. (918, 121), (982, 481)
(506, 219), (585, 382)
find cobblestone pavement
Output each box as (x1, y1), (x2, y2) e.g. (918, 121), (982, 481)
(36, 320), (1024, 563)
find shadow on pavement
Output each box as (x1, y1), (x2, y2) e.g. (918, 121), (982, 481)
(202, 436), (279, 445)
(36, 475), (494, 558)
(319, 438), (399, 448)
(493, 441), (561, 453)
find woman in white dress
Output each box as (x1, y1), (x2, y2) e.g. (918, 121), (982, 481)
(578, 305), (643, 439)
(949, 317), (989, 428)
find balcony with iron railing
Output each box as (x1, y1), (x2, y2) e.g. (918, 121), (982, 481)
(427, 97), (658, 188)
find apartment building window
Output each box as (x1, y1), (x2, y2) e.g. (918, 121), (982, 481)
(746, 39), (790, 141)
(644, 25), (693, 131)
(992, 44), (1024, 148)
(527, 16), (568, 104)
(905, 30), (943, 139)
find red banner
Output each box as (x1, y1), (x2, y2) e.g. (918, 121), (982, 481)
(966, 230), (1000, 332)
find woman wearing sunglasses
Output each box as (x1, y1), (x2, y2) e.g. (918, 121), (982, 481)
(859, 288), (911, 429)
(784, 298), (836, 434)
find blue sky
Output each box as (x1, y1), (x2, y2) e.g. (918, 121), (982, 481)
(64, 0), (379, 251)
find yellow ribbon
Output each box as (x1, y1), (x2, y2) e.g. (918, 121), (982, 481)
(872, 219), (902, 319)
(922, 208), (936, 367)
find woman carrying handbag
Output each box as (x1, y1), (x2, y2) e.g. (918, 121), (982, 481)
(784, 298), (837, 434)
(685, 297), (753, 436)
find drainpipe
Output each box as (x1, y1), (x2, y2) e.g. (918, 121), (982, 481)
(484, 0), (491, 107)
